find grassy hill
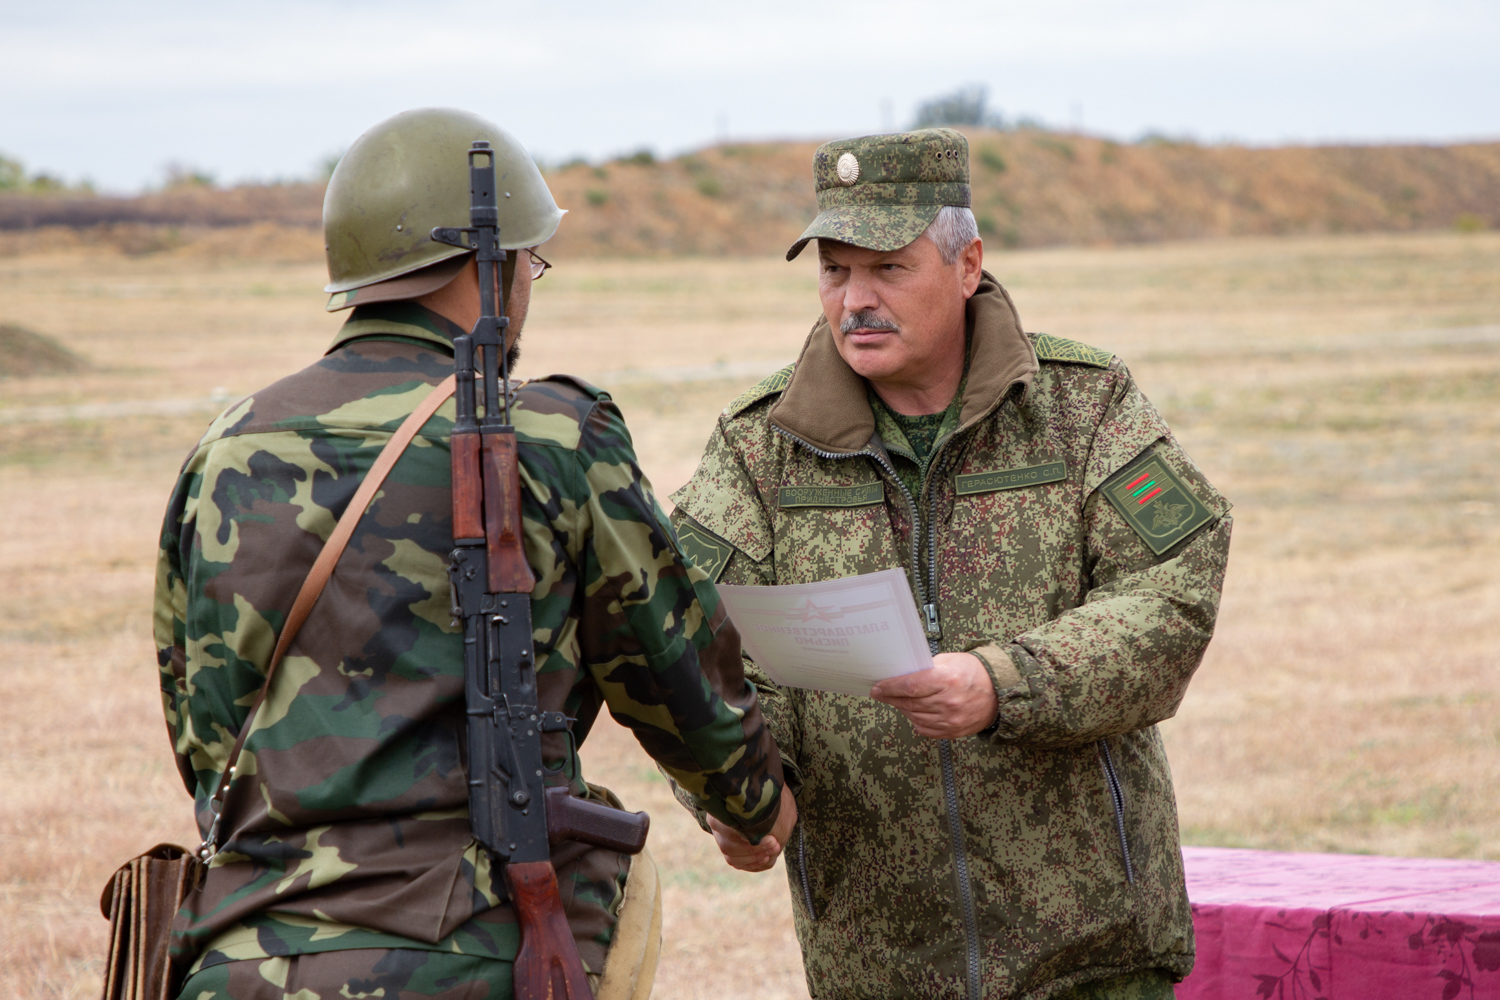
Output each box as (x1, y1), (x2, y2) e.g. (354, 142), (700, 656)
(2, 128), (1497, 257)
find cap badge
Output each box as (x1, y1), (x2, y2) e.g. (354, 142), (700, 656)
(836, 152), (860, 185)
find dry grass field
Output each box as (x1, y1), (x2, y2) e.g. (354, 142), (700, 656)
(1, 229), (1498, 998)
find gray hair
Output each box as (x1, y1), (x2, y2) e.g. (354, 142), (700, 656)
(922, 205), (980, 264)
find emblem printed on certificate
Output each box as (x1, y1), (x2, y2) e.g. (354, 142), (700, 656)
(716, 568), (933, 696)
(1102, 452), (1214, 555)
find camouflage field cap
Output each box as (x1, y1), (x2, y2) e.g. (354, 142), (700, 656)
(786, 128), (971, 261)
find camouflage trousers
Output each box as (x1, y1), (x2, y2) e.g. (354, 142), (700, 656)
(1056, 969), (1177, 1000)
(176, 949), (516, 1000)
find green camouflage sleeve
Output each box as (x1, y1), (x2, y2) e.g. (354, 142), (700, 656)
(153, 455), (204, 796)
(973, 365), (1233, 748)
(668, 417), (804, 795)
(561, 398), (785, 838)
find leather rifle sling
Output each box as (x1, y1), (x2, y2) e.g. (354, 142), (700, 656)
(200, 375), (458, 851)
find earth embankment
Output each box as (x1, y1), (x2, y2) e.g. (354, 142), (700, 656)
(1, 130), (1496, 257)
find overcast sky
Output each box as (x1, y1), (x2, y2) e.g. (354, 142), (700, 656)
(4, 0), (1498, 193)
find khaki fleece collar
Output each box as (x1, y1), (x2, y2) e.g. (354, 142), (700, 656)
(326, 301), (467, 356)
(768, 270), (1038, 455)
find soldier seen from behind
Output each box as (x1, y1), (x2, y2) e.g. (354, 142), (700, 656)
(153, 108), (792, 1000)
(669, 129), (1233, 999)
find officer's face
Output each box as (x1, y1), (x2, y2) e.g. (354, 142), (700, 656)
(817, 235), (982, 392)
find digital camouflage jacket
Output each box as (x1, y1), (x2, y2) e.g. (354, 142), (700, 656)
(154, 302), (783, 976)
(670, 273), (1232, 1000)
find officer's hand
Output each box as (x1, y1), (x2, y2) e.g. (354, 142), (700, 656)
(870, 652), (999, 739)
(706, 783), (798, 873)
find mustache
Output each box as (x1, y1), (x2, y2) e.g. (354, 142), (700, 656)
(840, 311), (900, 335)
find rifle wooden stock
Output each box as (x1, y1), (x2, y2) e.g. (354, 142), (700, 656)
(481, 431), (536, 594)
(545, 787), (649, 854)
(505, 861), (594, 1000)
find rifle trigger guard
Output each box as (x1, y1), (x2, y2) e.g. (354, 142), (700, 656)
(539, 712), (570, 733)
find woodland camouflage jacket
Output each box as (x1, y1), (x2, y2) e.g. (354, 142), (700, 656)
(153, 302), (782, 975)
(670, 273), (1232, 1000)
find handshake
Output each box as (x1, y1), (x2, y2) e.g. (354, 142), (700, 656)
(707, 651), (998, 871)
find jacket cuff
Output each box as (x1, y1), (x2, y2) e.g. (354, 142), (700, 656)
(967, 642), (1024, 689)
(966, 643), (1024, 739)
(778, 752), (803, 797)
(658, 763), (712, 833)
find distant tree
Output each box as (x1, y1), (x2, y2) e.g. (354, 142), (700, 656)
(162, 162), (217, 189)
(0, 153), (90, 195)
(0, 155), (25, 191)
(320, 151), (344, 181)
(910, 85), (1006, 130)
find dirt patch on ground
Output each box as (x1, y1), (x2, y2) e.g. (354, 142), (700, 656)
(0, 323), (89, 378)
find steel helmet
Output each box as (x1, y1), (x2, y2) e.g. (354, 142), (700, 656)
(322, 108), (565, 311)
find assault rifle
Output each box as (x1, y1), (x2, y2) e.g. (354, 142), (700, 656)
(433, 142), (649, 1000)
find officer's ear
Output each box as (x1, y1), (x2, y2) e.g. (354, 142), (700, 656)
(960, 238), (983, 299)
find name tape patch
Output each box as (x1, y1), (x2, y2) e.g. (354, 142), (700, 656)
(778, 482), (885, 509)
(1101, 454), (1214, 555)
(675, 517), (734, 582)
(955, 461), (1068, 496)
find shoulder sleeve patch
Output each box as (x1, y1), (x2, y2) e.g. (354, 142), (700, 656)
(726, 363), (796, 417)
(1031, 333), (1114, 369)
(1101, 448), (1216, 555)
(675, 514), (735, 582)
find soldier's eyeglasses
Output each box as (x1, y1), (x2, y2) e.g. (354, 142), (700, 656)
(527, 248), (552, 281)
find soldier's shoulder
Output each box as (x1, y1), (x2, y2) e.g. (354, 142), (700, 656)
(521, 373), (612, 405)
(1029, 332), (1116, 370)
(514, 374), (613, 450)
(724, 363), (796, 420)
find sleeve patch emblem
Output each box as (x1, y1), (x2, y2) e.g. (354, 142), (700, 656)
(676, 517), (735, 582)
(1102, 453), (1215, 555)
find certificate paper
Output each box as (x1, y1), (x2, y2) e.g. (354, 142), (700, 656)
(716, 568), (933, 696)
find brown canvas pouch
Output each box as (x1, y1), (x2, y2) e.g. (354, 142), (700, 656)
(98, 376), (457, 1000)
(99, 845), (201, 1000)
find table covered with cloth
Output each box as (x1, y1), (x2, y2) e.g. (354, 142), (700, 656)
(1179, 846), (1500, 999)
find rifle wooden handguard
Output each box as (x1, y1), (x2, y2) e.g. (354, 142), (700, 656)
(481, 431), (537, 594)
(451, 430), (484, 540)
(545, 787), (649, 855)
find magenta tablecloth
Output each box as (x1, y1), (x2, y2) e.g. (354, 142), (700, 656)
(1179, 847), (1500, 999)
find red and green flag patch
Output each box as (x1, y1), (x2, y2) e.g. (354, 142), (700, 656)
(1102, 452), (1215, 555)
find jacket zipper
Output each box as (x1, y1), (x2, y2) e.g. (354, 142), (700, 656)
(796, 823), (817, 919)
(922, 448), (981, 1000)
(1097, 739), (1137, 884)
(772, 424), (983, 1000)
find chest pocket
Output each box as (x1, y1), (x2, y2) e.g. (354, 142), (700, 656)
(944, 460), (1079, 636)
(773, 479), (901, 585)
